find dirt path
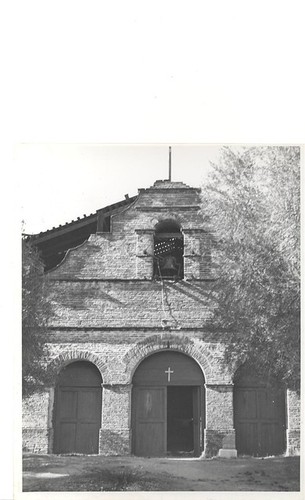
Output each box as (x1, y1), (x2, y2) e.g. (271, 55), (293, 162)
(22, 454), (300, 492)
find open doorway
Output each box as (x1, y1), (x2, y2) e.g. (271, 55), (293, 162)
(167, 386), (194, 455)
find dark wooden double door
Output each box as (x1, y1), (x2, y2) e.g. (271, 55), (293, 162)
(132, 351), (205, 457)
(234, 383), (286, 456)
(54, 361), (102, 454)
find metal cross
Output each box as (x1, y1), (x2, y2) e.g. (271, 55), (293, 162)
(165, 367), (174, 382)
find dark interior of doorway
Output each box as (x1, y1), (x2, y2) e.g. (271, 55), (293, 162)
(167, 386), (194, 456)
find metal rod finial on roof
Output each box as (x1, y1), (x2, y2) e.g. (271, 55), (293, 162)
(169, 146), (172, 181)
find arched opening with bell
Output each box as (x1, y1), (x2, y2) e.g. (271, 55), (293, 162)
(153, 219), (184, 279)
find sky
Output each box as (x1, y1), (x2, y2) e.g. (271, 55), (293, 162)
(16, 144), (222, 234)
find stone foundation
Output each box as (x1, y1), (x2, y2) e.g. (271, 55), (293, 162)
(204, 429), (236, 457)
(99, 429), (130, 455)
(287, 430), (300, 456)
(23, 428), (49, 454)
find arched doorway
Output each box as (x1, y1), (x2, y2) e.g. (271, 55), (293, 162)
(132, 351), (205, 457)
(54, 361), (102, 454)
(233, 365), (286, 456)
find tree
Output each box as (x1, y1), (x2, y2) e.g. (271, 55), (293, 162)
(22, 238), (50, 396)
(202, 146), (300, 391)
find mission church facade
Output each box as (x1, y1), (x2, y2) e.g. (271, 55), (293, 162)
(23, 178), (300, 458)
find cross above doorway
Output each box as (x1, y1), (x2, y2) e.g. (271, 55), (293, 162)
(165, 367), (174, 382)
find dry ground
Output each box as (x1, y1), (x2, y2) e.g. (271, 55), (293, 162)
(23, 453), (300, 492)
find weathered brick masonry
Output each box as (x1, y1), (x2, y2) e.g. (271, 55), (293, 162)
(22, 179), (300, 457)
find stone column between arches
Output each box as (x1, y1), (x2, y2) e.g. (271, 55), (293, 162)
(99, 383), (132, 455)
(287, 389), (300, 455)
(204, 384), (237, 458)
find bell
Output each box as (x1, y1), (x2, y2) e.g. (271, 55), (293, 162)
(162, 255), (177, 271)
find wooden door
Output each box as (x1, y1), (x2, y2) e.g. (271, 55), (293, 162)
(133, 387), (167, 457)
(54, 361), (102, 454)
(234, 387), (286, 456)
(257, 388), (286, 456)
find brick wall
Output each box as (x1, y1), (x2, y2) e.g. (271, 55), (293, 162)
(45, 280), (214, 329)
(23, 391), (50, 453)
(287, 389), (300, 455)
(48, 183), (212, 282)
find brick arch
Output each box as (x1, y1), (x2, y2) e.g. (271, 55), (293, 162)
(154, 218), (182, 231)
(48, 349), (109, 385)
(123, 334), (214, 383)
(152, 213), (184, 228)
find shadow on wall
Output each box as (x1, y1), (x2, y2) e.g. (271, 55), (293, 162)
(99, 429), (130, 456)
(204, 431), (230, 458)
